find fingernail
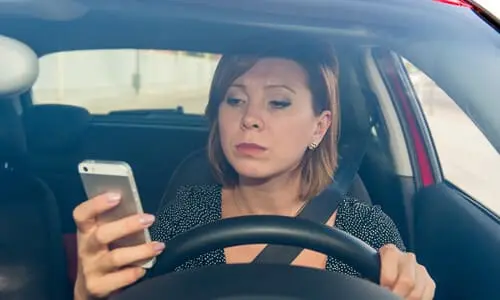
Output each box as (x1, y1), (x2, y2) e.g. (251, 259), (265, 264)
(153, 242), (165, 252)
(107, 192), (121, 204)
(139, 214), (155, 225)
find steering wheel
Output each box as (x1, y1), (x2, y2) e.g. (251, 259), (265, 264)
(110, 216), (401, 300)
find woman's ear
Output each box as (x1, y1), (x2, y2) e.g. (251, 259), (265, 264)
(312, 110), (332, 144)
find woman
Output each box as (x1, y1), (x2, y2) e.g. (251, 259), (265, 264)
(73, 38), (435, 299)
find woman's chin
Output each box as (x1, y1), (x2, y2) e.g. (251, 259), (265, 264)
(232, 163), (273, 181)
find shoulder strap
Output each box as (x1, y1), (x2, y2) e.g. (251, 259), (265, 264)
(252, 130), (370, 265)
(251, 188), (344, 263)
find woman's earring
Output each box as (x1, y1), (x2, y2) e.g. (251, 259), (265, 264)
(308, 142), (318, 150)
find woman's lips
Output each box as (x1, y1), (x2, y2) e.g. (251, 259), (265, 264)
(235, 143), (267, 154)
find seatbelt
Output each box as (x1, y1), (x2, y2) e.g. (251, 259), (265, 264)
(252, 131), (370, 264)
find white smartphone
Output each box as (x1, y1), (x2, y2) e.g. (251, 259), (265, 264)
(78, 160), (155, 269)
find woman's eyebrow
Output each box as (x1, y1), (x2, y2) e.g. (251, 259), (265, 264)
(229, 84), (246, 90)
(264, 84), (296, 94)
(229, 83), (296, 94)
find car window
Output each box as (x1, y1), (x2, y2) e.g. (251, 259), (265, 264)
(403, 59), (500, 214)
(32, 49), (221, 115)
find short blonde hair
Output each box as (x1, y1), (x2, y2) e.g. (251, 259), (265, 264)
(205, 37), (340, 201)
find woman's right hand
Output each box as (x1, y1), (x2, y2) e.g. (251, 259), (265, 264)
(72, 193), (165, 299)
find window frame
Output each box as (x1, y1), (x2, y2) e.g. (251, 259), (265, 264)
(371, 48), (441, 188)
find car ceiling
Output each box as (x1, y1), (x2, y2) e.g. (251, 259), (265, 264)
(0, 0), (488, 55)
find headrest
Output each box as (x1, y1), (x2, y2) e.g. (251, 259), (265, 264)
(23, 104), (91, 154)
(0, 100), (27, 161)
(0, 35), (38, 96)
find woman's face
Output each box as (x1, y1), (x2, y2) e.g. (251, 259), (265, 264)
(218, 58), (332, 181)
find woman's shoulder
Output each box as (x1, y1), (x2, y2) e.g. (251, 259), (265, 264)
(161, 184), (221, 213)
(335, 195), (406, 251)
(175, 184), (222, 206)
(151, 184), (222, 241)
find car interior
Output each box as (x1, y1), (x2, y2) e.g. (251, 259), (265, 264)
(1, 0), (500, 299)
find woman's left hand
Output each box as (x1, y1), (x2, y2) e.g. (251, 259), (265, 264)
(379, 244), (436, 300)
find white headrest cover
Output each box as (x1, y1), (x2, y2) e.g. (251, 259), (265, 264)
(0, 35), (39, 96)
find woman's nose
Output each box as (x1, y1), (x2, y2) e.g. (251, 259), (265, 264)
(241, 103), (264, 131)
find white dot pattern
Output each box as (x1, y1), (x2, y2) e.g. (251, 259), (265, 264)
(151, 184), (406, 277)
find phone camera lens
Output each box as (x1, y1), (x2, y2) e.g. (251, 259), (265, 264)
(83, 166), (88, 172)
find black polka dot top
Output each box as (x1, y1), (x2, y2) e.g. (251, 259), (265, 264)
(150, 184), (406, 278)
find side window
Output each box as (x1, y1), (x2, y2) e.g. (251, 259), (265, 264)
(403, 59), (500, 214)
(32, 50), (221, 115)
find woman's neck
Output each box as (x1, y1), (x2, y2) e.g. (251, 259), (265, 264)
(232, 172), (304, 216)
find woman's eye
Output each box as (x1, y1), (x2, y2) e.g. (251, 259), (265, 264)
(226, 97), (243, 106)
(269, 100), (291, 109)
